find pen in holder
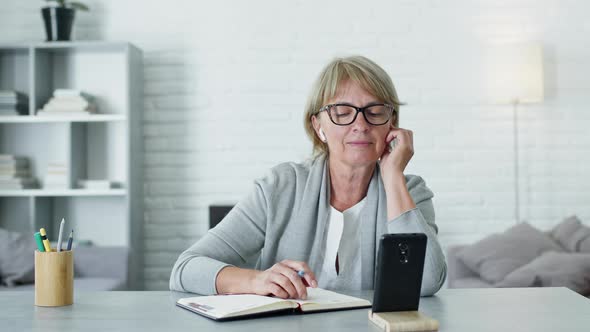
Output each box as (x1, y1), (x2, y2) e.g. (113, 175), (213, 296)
(34, 250), (74, 307)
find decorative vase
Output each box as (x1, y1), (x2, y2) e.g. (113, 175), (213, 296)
(41, 7), (75, 41)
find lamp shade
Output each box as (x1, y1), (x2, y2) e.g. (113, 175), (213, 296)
(484, 43), (544, 104)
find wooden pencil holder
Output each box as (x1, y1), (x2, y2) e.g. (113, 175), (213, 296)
(34, 250), (74, 307)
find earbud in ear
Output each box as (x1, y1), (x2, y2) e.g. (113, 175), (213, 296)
(319, 128), (327, 142)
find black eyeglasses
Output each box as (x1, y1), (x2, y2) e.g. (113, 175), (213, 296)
(318, 103), (395, 126)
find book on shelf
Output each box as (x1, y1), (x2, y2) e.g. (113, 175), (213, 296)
(53, 89), (94, 99)
(0, 90), (29, 115)
(45, 99), (91, 109)
(0, 91), (28, 103)
(176, 287), (371, 321)
(0, 178), (38, 189)
(77, 179), (120, 190)
(0, 99), (27, 105)
(0, 106), (27, 116)
(43, 162), (69, 189)
(0, 158), (29, 167)
(36, 110), (96, 117)
(42, 98), (96, 112)
(0, 155), (37, 188)
(0, 154), (31, 178)
(0, 90), (28, 99)
(0, 154), (26, 161)
(0, 164), (29, 173)
(0, 171), (31, 179)
(37, 89), (97, 116)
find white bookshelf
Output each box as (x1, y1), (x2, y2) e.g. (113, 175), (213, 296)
(0, 41), (144, 289)
(0, 188), (127, 197)
(0, 114), (126, 123)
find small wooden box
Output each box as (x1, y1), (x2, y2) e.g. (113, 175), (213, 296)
(369, 310), (439, 332)
(34, 250), (74, 307)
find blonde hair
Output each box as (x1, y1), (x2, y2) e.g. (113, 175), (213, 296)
(303, 55), (403, 157)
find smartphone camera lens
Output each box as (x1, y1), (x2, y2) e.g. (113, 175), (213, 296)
(399, 243), (408, 253)
(398, 243), (409, 263)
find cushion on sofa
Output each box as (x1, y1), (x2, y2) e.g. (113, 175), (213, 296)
(0, 228), (35, 287)
(580, 238), (590, 253)
(496, 251), (590, 296)
(456, 222), (563, 284)
(550, 215), (590, 253)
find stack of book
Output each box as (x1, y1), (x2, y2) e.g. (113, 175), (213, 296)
(44, 162), (69, 189)
(77, 179), (120, 190)
(0, 155), (37, 189)
(37, 89), (96, 116)
(0, 90), (28, 115)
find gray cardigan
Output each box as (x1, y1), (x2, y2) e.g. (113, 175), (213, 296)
(169, 155), (447, 296)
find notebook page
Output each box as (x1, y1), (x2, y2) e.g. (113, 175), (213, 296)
(178, 294), (288, 318)
(296, 288), (370, 306)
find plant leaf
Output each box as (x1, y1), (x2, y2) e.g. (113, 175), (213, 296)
(69, 2), (90, 11)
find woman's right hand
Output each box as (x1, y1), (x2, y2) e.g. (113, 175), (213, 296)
(250, 260), (318, 300)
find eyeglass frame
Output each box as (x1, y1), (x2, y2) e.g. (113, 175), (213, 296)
(318, 103), (396, 126)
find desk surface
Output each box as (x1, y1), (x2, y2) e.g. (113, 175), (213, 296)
(2, 287), (589, 332)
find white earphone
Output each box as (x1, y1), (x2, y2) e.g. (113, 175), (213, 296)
(319, 128), (327, 142)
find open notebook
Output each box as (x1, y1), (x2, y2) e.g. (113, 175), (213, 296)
(176, 287), (371, 321)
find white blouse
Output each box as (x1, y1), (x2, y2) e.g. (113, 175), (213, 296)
(318, 197), (366, 290)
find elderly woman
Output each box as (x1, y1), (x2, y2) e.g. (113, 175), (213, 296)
(170, 56), (446, 300)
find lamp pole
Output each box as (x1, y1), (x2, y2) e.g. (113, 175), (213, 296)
(512, 99), (520, 224)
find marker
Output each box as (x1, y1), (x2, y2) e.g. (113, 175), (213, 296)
(66, 230), (73, 251)
(56, 218), (65, 252)
(34, 232), (45, 252)
(39, 228), (51, 252)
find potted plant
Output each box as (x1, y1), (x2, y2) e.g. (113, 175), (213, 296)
(42, 0), (89, 41)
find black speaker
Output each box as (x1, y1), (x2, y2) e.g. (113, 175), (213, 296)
(209, 205), (235, 229)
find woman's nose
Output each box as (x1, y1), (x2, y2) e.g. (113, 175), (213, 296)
(351, 112), (370, 132)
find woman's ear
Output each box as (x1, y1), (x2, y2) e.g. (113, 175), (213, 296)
(311, 115), (324, 141)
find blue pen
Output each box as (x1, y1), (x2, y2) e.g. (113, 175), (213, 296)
(298, 270), (310, 288)
(66, 230), (74, 250)
(298, 269), (317, 288)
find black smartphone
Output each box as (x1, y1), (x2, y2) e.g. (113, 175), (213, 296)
(372, 233), (427, 312)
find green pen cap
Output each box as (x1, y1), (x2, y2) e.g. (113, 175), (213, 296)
(34, 232), (45, 252)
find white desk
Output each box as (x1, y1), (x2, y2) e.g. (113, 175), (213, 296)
(2, 287), (589, 331)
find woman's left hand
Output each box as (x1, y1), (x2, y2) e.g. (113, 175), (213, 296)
(379, 127), (414, 183)
(380, 127), (417, 219)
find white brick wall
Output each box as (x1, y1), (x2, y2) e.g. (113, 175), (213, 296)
(2, 0), (589, 290)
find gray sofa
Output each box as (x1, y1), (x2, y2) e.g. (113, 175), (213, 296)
(446, 218), (590, 296)
(447, 244), (494, 288)
(0, 246), (129, 291)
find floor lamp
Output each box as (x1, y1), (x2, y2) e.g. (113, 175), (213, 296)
(485, 43), (544, 224)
